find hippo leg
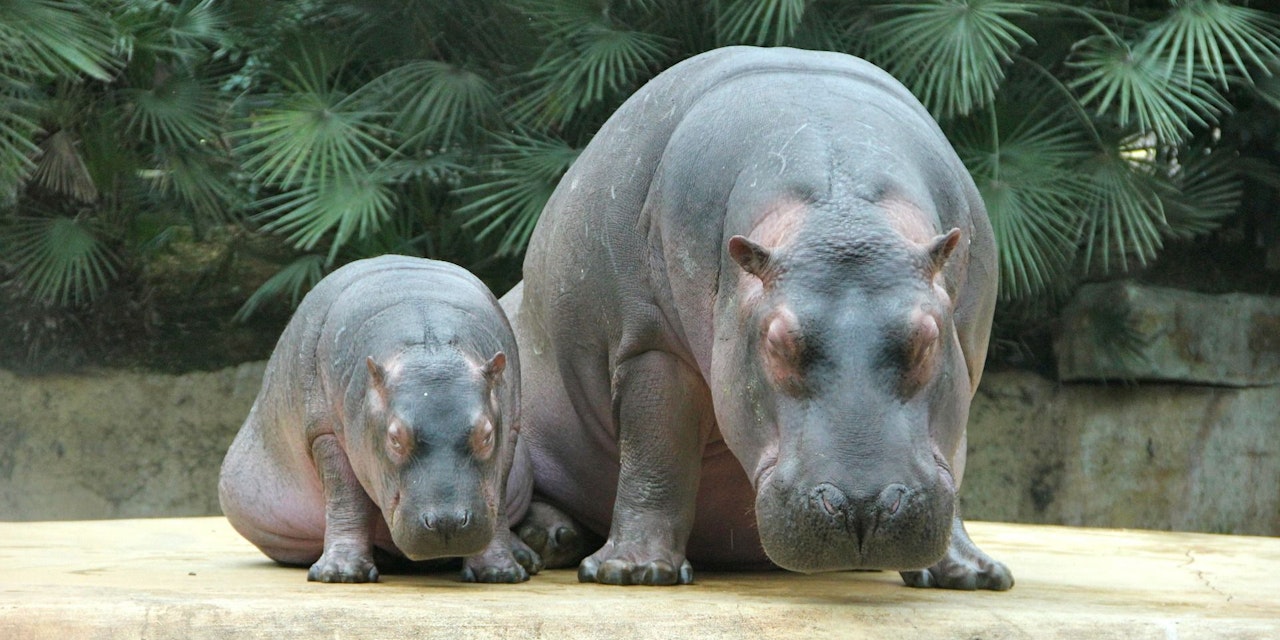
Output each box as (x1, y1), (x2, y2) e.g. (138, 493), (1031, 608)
(516, 501), (599, 569)
(460, 520), (544, 583)
(900, 515), (1014, 590)
(578, 351), (707, 586)
(306, 434), (381, 583)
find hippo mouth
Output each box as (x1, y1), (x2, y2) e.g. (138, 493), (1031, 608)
(386, 499), (496, 561)
(753, 454), (955, 573)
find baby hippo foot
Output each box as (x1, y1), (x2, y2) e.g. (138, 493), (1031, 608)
(578, 539), (693, 586)
(516, 501), (598, 569)
(900, 516), (1013, 591)
(308, 544), (379, 583)
(460, 529), (544, 583)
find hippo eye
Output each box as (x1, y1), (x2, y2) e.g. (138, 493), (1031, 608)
(386, 420), (413, 459)
(471, 419), (496, 460)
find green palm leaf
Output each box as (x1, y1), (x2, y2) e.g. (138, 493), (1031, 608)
(1160, 145), (1242, 239)
(458, 131), (580, 255)
(236, 90), (395, 189)
(952, 88), (1095, 300)
(510, 23), (670, 128)
(147, 147), (241, 226)
(1143, 0), (1280, 86)
(3, 215), (118, 304)
(125, 72), (224, 147)
(361, 60), (499, 148)
(255, 173), (396, 260)
(233, 253), (325, 322)
(867, 0), (1038, 119)
(1080, 140), (1169, 273)
(0, 0), (117, 82)
(1068, 35), (1231, 143)
(715, 0), (809, 46)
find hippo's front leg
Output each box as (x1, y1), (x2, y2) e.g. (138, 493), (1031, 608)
(460, 520), (544, 583)
(307, 434), (380, 583)
(900, 515), (1014, 590)
(578, 351), (710, 586)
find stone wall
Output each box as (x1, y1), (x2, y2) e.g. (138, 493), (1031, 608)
(0, 363), (265, 520)
(1, 363), (1277, 536)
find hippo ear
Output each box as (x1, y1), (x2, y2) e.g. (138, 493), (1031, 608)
(927, 228), (962, 273)
(728, 235), (773, 279)
(366, 356), (391, 403)
(481, 351), (506, 385)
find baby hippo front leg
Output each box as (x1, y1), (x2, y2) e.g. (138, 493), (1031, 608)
(308, 434), (380, 583)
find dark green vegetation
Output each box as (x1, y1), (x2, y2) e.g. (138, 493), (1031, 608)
(1, 0), (1278, 372)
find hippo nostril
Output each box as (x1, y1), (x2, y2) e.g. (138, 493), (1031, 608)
(812, 483), (848, 517)
(459, 509), (472, 528)
(879, 484), (909, 517)
(422, 513), (436, 530)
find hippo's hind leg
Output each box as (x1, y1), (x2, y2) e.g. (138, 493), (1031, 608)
(515, 500), (600, 569)
(900, 515), (1014, 590)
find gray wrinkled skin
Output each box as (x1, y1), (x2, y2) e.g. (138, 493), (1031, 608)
(219, 255), (541, 583)
(506, 47), (1012, 589)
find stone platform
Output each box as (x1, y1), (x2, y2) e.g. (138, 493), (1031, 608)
(1, 517), (1276, 639)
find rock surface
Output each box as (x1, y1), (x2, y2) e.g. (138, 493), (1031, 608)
(2, 363), (1277, 537)
(0, 363), (264, 520)
(1054, 281), (1280, 386)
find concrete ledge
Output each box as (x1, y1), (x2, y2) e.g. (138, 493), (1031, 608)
(1, 518), (1277, 639)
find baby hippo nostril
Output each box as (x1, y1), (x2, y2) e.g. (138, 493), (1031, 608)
(423, 510), (472, 538)
(812, 483), (849, 517)
(878, 483), (909, 517)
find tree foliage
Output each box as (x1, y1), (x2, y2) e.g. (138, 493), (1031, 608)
(1, 0), (1278, 319)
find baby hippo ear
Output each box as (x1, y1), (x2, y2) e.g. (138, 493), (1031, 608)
(728, 235), (773, 280)
(481, 351), (506, 385)
(366, 356), (391, 403)
(928, 228), (962, 274)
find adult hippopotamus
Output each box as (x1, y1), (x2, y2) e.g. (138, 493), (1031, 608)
(504, 46), (1012, 589)
(219, 255), (540, 583)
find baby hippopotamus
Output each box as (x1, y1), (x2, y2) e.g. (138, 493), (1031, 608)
(219, 255), (540, 583)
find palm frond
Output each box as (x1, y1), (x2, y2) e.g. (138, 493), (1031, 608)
(29, 129), (97, 202)
(3, 215), (118, 305)
(255, 173), (397, 260)
(1160, 145), (1242, 239)
(147, 146), (241, 226)
(360, 60), (499, 148)
(0, 108), (40, 193)
(1080, 140), (1169, 273)
(124, 72), (224, 147)
(952, 87), (1095, 300)
(715, 0), (809, 46)
(1068, 35), (1231, 143)
(1142, 0), (1280, 86)
(236, 91), (395, 190)
(509, 23), (670, 128)
(0, 0), (117, 81)
(232, 253), (325, 322)
(867, 0), (1038, 119)
(458, 131), (580, 256)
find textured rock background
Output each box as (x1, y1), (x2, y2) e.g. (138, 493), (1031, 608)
(1, 362), (1276, 536)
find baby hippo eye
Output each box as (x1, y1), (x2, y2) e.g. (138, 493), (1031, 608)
(471, 419), (496, 460)
(386, 420), (412, 459)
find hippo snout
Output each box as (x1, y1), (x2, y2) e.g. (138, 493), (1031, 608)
(811, 482), (910, 545)
(423, 509), (473, 540)
(757, 474), (954, 573)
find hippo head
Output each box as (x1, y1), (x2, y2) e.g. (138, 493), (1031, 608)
(712, 217), (965, 573)
(357, 348), (508, 561)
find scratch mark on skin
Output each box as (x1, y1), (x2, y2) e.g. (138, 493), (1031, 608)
(768, 123), (809, 176)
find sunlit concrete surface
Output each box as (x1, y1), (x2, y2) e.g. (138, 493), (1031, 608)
(1, 518), (1276, 639)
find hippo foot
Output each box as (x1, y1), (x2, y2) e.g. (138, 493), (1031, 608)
(460, 530), (543, 583)
(899, 517), (1013, 591)
(516, 501), (598, 569)
(578, 541), (694, 586)
(307, 545), (380, 583)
